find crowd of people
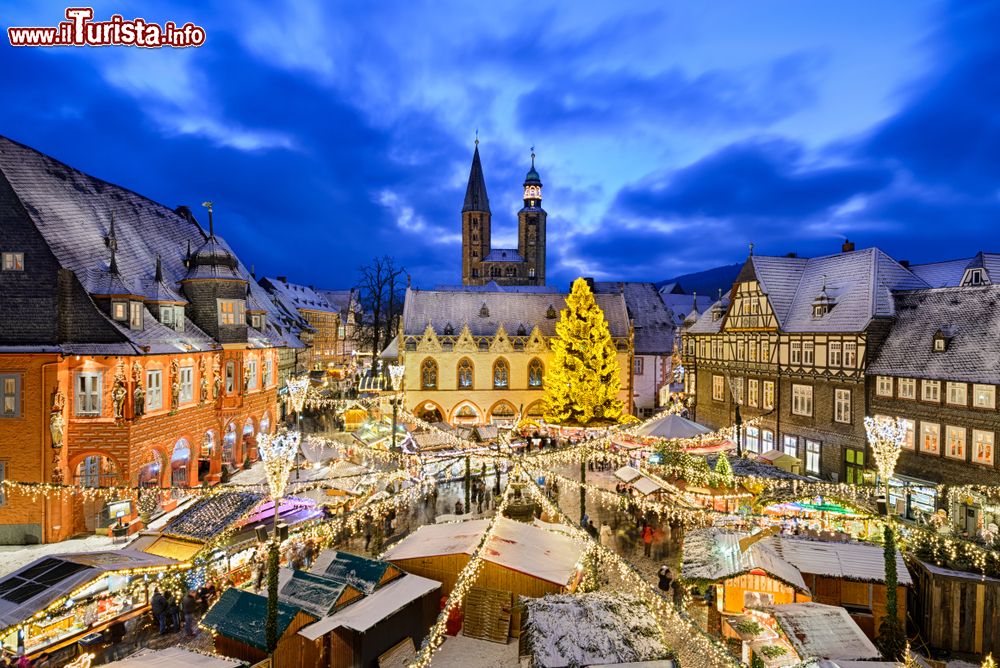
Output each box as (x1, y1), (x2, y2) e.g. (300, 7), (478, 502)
(149, 585), (218, 638)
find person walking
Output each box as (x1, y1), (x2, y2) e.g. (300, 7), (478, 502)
(151, 588), (168, 635)
(642, 524), (654, 557)
(454, 500), (463, 515)
(165, 591), (180, 632)
(182, 590), (199, 637)
(600, 524), (615, 551)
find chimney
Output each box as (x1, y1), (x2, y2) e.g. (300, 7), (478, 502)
(277, 276), (287, 283)
(842, 239), (855, 253)
(786, 252), (798, 258)
(899, 260), (910, 268)
(584, 277), (595, 292)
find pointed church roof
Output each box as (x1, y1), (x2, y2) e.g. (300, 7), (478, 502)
(462, 144), (490, 213)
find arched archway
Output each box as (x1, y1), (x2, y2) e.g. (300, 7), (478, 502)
(488, 400), (517, 427)
(222, 421), (238, 469)
(137, 449), (164, 488)
(415, 400), (444, 423)
(171, 438), (192, 488)
(72, 453), (123, 533)
(525, 400), (545, 419)
(450, 400), (482, 426)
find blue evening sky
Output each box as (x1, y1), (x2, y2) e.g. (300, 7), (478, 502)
(1, 1), (997, 289)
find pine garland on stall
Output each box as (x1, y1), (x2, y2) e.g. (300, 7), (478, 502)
(543, 278), (625, 425)
(876, 525), (906, 661)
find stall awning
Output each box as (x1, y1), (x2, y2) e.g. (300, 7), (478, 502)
(143, 536), (204, 561)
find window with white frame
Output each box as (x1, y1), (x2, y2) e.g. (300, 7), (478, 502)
(112, 301), (127, 321)
(783, 435), (798, 458)
(747, 379), (759, 407)
(973, 430), (994, 466)
(634, 357), (644, 376)
(805, 440), (821, 474)
(712, 375), (725, 402)
(803, 341), (814, 366)
(246, 358), (258, 390)
(763, 380), (775, 410)
(876, 376), (894, 397)
(732, 377), (743, 405)
(75, 372), (102, 415)
(218, 299), (245, 326)
(762, 429), (774, 452)
(129, 301), (143, 329)
(973, 384), (996, 409)
(843, 342), (857, 367)
(922, 380), (941, 402)
(263, 357), (273, 387)
(920, 422), (940, 454)
(834, 388), (851, 424)
(790, 341), (801, 365)
(179, 366), (193, 403)
(898, 378), (916, 399)
(146, 370), (162, 410)
(761, 339), (770, 362)
(0, 374), (21, 418)
(792, 384), (813, 416)
(945, 426), (966, 460)
(899, 418), (915, 449)
(829, 341), (842, 367)
(745, 426), (760, 453)
(225, 362), (235, 394)
(946, 382), (967, 406)
(2, 252), (24, 271)
(748, 341), (758, 362)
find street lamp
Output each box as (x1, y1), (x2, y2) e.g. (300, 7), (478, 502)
(864, 415), (904, 518)
(286, 377), (309, 480)
(388, 363), (405, 453)
(256, 428), (301, 654)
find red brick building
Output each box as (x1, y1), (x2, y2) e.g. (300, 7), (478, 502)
(0, 135), (293, 544)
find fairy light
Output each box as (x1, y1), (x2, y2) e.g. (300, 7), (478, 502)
(286, 377), (310, 414)
(257, 429), (301, 500)
(865, 415), (904, 511)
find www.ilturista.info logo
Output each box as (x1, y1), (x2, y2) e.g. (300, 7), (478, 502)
(7, 8), (206, 48)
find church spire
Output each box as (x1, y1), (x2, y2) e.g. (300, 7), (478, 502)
(462, 142), (490, 213)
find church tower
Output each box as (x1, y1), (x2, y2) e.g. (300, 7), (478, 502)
(517, 150), (546, 285)
(462, 140), (491, 286)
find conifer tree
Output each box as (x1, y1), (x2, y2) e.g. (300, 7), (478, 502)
(543, 278), (625, 425)
(715, 451), (734, 486)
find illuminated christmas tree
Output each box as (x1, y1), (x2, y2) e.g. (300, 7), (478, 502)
(543, 278), (625, 425)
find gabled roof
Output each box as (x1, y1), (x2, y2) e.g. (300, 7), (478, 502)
(402, 287), (630, 338)
(910, 253), (1000, 287)
(868, 285), (1000, 383)
(310, 550), (399, 594)
(483, 248), (524, 263)
(201, 588), (306, 651)
(770, 535), (912, 585)
(317, 288), (357, 314)
(681, 529), (809, 592)
(277, 568), (357, 619)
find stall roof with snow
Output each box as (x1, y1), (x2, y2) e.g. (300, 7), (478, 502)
(163, 491), (265, 541)
(298, 572), (440, 640)
(277, 567), (362, 619)
(383, 517), (583, 587)
(201, 587), (310, 652)
(635, 413), (712, 440)
(0, 550), (180, 631)
(102, 647), (243, 668)
(614, 466), (643, 484)
(310, 549), (403, 594)
(681, 529), (809, 593)
(767, 602), (880, 661)
(521, 592), (675, 668)
(772, 536), (912, 585)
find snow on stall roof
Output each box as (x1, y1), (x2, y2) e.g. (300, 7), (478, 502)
(383, 517), (584, 586)
(917, 560), (1000, 583)
(297, 574), (440, 640)
(632, 476), (663, 496)
(614, 466), (642, 483)
(522, 593), (672, 668)
(767, 602), (880, 661)
(102, 647), (242, 668)
(681, 529), (809, 592)
(771, 535), (912, 586)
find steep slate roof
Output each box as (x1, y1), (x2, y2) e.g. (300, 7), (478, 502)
(0, 135), (288, 350)
(401, 288), (630, 338)
(594, 282), (675, 354)
(686, 291), (731, 334)
(317, 288), (357, 315)
(868, 285), (1000, 383)
(909, 252), (1000, 287)
(462, 144), (490, 213)
(260, 277), (338, 313)
(434, 281), (559, 294)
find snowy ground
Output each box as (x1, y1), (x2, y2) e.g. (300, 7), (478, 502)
(432, 632), (520, 667)
(0, 533), (118, 575)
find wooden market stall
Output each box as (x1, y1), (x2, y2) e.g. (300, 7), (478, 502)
(382, 517), (585, 637)
(910, 559), (1000, 657)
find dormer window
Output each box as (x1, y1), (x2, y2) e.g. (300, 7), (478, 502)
(962, 268), (987, 286)
(1, 252), (24, 271)
(546, 305), (557, 319)
(112, 301), (128, 322)
(443, 323), (454, 336)
(812, 276), (835, 317)
(479, 303), (490, 318)
(251, 314), (264, 330)
(129, 301), (143, 329)
(517, 324), (527, 336)
(933, 327), (954, 352)
(712, 305), (723, 321)
(218, 299), (245, 326)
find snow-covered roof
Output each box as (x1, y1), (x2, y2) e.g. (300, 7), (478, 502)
(259, 277), (339, 313)
(297, 573), (439, 640)
(632, 476), (664, 496)
(867, 285), (1000, 384)
(594, 282), (677, 354)
(401, 287), (630, 338)
(636, 414), (712, 439)
(768, 602), (880, 661)
(383, 517), (584, 586)
(681, 529), (809, 592)
(522, 593), (672, 668)
(614, 466), (643, 483)
(103, 647), (242, 668)
(772, 535), (912, 586)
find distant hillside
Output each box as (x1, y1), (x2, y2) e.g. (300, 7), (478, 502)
(657, 263), (741, 299)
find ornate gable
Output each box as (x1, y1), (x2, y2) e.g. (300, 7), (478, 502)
(489, 323), (514, 353)
(453, 323), (478, 353)
(524, 325), (548, 353)
(416, 323), (442, 352)
(723, 280), (778, 331)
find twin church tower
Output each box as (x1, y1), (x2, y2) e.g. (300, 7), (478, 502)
(461, 141), (547, 286)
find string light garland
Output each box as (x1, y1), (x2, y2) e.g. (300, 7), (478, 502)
(286, 377), (310, 414)
(256, 429), (301, 500)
